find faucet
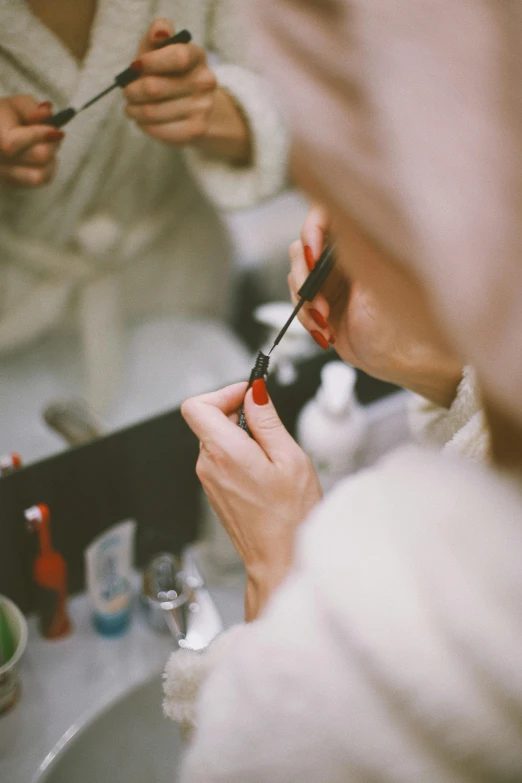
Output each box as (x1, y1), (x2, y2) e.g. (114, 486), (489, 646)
(142, 550), (223, 650)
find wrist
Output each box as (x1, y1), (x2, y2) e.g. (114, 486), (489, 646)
(193, 88), (252, 165)
(244, 557), (292, 622)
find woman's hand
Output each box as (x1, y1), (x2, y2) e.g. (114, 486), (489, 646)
(181, 380), (322, 621)
(289, 203), (463, 407)
(124, 19), (251, 164)
(0, 96), (64, 188)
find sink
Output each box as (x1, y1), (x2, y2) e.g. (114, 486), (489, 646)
(34, 674), (182, 783)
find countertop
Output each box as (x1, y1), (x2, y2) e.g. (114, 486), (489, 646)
(0, 390), (409, 783)
(0, 563), (246, 783)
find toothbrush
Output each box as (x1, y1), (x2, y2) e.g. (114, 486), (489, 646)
(44, 29), (192, 128)
(24, 504), (72, 639)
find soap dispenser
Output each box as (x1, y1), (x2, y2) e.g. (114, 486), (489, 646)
(296, 362), (367, 492)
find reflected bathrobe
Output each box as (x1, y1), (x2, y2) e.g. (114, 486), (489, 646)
(0, 0), (288, 409)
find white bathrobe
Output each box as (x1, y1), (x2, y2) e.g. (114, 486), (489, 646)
(0, 0), (288, 409)
(163, 374), (522, 781)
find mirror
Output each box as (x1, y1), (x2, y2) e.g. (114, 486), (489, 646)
(0, 2), (311, 466)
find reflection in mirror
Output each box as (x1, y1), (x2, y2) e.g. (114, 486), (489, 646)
(0, 1), (310, 466)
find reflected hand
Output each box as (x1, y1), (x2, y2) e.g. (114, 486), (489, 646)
(124, 19), (218, 146)
(0, 96), (64, 188)
(289, 204), (463, 407)
(181, 381), (322, 621)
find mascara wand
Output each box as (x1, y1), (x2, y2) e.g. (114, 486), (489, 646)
(269, 244), (335, 354)
(238, 245), (335, 434)
(43, 29), (192, 128)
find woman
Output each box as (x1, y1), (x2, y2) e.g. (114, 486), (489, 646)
(165, 1), (522, 780)
(0, 0), (287, 411)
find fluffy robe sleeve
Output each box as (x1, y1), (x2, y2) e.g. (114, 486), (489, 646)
(408, 365), (490, 462)
(166, 448), (522, 782)
(182, 0), (290, 210)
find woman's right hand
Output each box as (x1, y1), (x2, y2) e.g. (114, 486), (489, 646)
(290, 203), (463, 408)
(181, 381), (322, 621)
(0, 96), (64, 188)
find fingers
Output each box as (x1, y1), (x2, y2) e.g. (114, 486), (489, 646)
(125, 93), (213, 124)
(0, 96), (63, 188)
(138, 17), (176, 56)
(0, 159), (57, 188)
(181, 382), (248, 441)
(242, 381), (304, 464)
(133, 42), (204, 77)
(288, 239), (333, 347)
(301, 202), (330, 262)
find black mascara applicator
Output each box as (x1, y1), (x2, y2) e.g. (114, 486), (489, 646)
(238, 245), (335, 434)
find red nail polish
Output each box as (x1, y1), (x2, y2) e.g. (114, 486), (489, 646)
(130, 59), (143, 72)
(46, 129), (65, 141)
(304, 245), (315, 271)
(252, 378), (269, 406)
(311, 330), (330, 351)
(310, 308), (328, 329)
(153, 30), (170, 40)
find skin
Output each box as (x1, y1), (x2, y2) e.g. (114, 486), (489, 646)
(182, 144), (465, 622)
(290, 203), (463, 408)
(0, 9), (251, 189)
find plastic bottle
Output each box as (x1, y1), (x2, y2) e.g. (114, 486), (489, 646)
(85, 520), (136, 636)
(296, 362), (367, 492)
(24, 504), (72, 639)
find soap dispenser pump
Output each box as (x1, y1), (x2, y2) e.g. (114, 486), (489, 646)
(24, 503), (72, 639)
(296, 362), (367, 492)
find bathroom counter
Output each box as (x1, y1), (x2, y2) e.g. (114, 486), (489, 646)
(0, 570), (246, 783)
(0, 390), (409, 783)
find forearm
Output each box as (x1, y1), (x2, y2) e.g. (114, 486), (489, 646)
(192, 87), (252, 165)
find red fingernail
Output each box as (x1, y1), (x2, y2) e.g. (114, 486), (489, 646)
(38, 101), (53, 111)
(311, 330), (330, 351)
(130, 59), (143, 72)
(252, 378), (269, 406)
(310, 308), (328, 329)
(46, 129), (64, 141)
(154, 30), (170, 40)
(304, 245), (315, 271)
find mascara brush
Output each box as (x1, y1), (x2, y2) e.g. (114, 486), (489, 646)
(44, 29), (192, 128)
(238, 245), (335, 434)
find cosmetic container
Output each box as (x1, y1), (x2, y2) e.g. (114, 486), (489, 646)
(297, 362), (367, 492)
(85, 520), (136, 636)
(24, 504), (72, 639)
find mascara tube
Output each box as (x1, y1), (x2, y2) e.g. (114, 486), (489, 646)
(238, 351), (270, 436)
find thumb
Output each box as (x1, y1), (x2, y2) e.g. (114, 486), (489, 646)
(243, 379), (297, 460)
(138, 17), (176, 55)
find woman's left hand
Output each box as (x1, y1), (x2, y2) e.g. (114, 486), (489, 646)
(124, 19), (251, 163)
(181, 380), (322, 621)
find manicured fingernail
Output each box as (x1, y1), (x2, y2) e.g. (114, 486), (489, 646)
(46, 129), (64, 141)
(154, 29), (170, 40)
(311, 330), (330, 351)
(130, 59), (143, 72)
(310, 308), (328, 329)
(304, 245), (315, 271)
(252, 378), (269, 406)
(38, 101), (53, 111)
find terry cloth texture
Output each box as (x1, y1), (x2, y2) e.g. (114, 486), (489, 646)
(0, 0), (288, 410)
